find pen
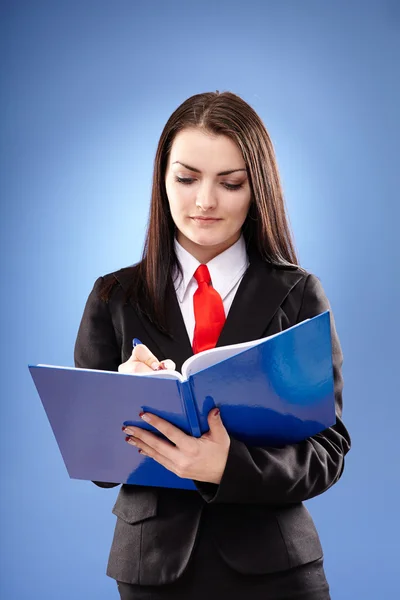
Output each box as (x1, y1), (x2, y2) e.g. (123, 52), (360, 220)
(133, 337), (166, 370)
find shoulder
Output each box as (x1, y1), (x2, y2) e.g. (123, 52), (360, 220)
(269, 263), (328, 306)
(269, 262), (322, 292)
(259, 261), (334, 334)
(263, 261), (332, 321)
(92, 263), (142, 304)
(252, 250), (312, 291)
(251, 253), (329, 314)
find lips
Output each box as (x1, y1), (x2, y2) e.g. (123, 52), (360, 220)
(190, 217), (222, 221)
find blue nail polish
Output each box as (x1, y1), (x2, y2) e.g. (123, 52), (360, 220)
(132, 338), (142, 348)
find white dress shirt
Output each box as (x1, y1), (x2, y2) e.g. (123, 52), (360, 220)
(173, 235), (250, 345)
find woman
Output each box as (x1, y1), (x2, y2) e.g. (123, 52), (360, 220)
(74, 91), (351, 599)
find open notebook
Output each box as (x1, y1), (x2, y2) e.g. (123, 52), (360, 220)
(29, 310), (335, 490)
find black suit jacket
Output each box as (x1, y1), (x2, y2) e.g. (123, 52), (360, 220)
(74, 251), (351, 586)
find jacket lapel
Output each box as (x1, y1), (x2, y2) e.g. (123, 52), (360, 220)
(141, 280), (194, 371)
(216, 252), (304, 347)
(114, 252), (304, 370)
(114, 269), (193, 371)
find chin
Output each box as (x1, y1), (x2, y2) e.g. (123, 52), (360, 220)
(190, 233), (226, 247)
(179, 223), (238, 249)
(195, 236), (239, 251)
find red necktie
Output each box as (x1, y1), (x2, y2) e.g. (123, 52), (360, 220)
(192, 264), (226, 354)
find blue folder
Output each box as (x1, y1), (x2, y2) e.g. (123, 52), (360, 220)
(29, 311), (335, 490)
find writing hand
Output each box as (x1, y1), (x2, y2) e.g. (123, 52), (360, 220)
(123, 409), (230, 484)
(118, 343), (176, 374)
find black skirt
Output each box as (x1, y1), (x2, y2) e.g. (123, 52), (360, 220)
(116, 518), (331, 600)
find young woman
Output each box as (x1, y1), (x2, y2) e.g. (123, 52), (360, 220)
(74, 91), (351, 600)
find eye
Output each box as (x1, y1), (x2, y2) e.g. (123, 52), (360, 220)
(175, 176), (194, 185)
(175, 176), (243, 191)
(223, 183), (243, 191)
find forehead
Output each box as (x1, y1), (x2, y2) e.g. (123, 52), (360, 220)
(168, 128), (245, 170)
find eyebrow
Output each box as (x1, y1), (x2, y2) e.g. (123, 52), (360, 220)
(172, 161), (247, 176)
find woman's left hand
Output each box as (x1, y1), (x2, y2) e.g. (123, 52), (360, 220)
(123, 408), (230, 484)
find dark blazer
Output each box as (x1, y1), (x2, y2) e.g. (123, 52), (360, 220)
(74, 250), (351, 586)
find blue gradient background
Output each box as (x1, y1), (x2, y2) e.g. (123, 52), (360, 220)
(1, 1), (399, 598)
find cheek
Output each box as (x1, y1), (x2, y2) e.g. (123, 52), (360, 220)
(168, 184), (194, 211)
(166, 185), (190, 223)
(225, 195), (252, 222)
(168, 194), (184, 218)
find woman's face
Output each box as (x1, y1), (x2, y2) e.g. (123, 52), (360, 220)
(165, 127), (252, 262)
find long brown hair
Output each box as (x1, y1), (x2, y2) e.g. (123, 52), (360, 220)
(124, 91), (299, 332)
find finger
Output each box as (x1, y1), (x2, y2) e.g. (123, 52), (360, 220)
(126, 437), (183, 477)
(159, 359), (176, 370)
(118, 360), (154, 374)
(131, 344), (161, 371)
(138, 413), (192, 448)
(205, 407), (229, 440)
(124, 428), (179, 461)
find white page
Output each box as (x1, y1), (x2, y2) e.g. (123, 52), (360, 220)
(180, 333), (277, 379)
(180, 318), (311, 379)
(140, 369), (185, 382)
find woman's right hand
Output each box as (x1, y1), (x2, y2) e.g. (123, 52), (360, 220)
(118, 344), (176, 374)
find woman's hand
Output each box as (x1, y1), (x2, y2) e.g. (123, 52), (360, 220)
(118, 343), (176, 374)
(123, 409), (230, 485)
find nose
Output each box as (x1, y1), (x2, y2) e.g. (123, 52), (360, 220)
(196, 182), (217, 211)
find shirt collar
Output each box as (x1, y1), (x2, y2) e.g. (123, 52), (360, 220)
(173, 234), (249, 303)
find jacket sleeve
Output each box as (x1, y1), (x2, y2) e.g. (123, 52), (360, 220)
(194, 273), (351, 505)
(74, 276), (121, 489)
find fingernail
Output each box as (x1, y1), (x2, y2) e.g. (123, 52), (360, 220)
(214, 408), (220, 417)
(140, 413), (151, 423)
(122, 426), (126, 431)
(132, 338), (142, 347)
(151, 361), (159, 370)
(161, 360), (174, 370)
(125, 436), (132, 442)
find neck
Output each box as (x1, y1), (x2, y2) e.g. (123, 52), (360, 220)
(176, 231), (242, 263)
